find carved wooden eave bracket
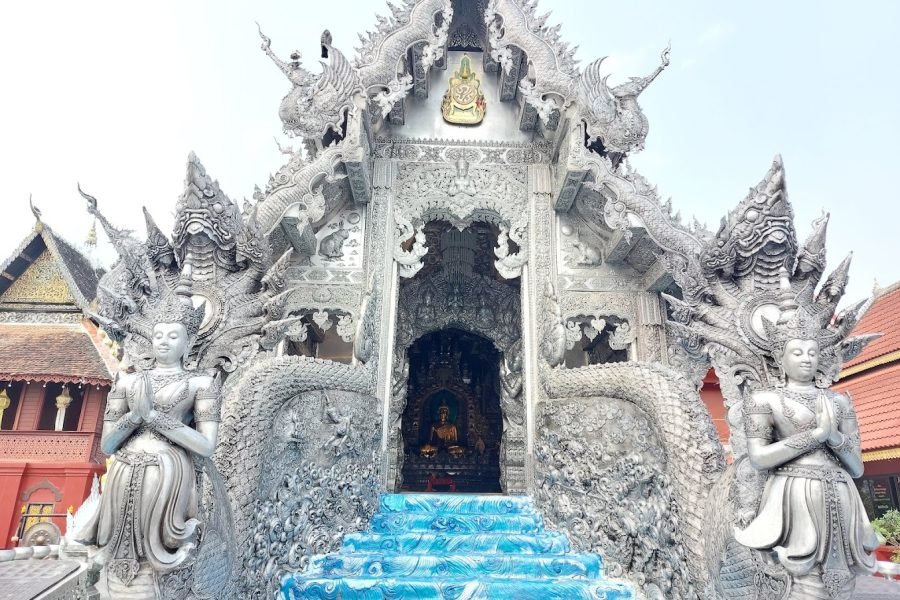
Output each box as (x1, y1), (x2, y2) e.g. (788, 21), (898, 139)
(483, 0), (577, 124)
(256, 102), (376, 237)
(355, 0), (453, 110)
(549, 121), (709, 295)
(256, 144), (345, 252)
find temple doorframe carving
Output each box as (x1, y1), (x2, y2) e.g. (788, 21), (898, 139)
(384, 180), (529, 493)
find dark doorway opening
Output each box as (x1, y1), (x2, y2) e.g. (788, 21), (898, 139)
(400, 328), (502, 493)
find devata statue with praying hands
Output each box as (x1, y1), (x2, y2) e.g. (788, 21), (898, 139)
(78, 292), (221, 599)
(735, 283), (878, 599)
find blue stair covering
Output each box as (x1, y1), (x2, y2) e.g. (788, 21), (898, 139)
(281, 493), (634, 599)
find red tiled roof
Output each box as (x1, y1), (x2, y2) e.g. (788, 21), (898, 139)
(844, 283), (900, 369)
(834, 363), (900, 452)
(0, 323), (112, 385)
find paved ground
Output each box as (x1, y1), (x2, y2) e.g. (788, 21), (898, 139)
(857, 575), (900, 599)
(0, 560), (79, 600)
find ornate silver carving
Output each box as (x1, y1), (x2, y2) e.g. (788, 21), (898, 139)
(259, 29), (362, 141)
(75, 297), (235, 599)
(394, 160), (528, 230)
(242, 389), (382, 598)
(535, 396), (689, 597)
(81, 155), (272, 373)
(64, 2), (877, 598)
(578, 45), (670, 154)
(543, 361), (726, 596)
(387, 265), (524, 494)
(215, 357), (376, 596)
(658, 157), (879, 598)
(374, 137), (552, 165)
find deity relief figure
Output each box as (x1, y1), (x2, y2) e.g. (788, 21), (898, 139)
(735, 285), (877, 599)
(441, 54), (486, 125)
(448, 158), (478, 197)
(78, 292), (221, 599)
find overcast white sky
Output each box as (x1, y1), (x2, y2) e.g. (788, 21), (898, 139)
(1, 1), (898, 303)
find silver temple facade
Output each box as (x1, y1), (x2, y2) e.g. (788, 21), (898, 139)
(51, 1), (881, 598)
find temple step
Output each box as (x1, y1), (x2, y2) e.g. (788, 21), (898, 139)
(281, 577), (634, 600)
(281, 493), (634, 599)
(340, 531), (571, 555)
(378, 493), (537, 516)
(370, 511), (543, 534)
(306, 552), (603, 580)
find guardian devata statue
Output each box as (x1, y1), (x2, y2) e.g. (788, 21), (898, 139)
(735, 284), (878, 599)
(78, 292), (222, 598)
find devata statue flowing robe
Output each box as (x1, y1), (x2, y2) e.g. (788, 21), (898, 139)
(736, 388), (877, 597)
(79, 371), (210, 594)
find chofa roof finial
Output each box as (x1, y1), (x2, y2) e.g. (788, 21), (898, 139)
(321, 30), (332, 59)
(29, 193), (43, 232)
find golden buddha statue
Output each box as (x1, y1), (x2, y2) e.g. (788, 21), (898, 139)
(441, 54), (486, 125)
(420, 404), (465, 459)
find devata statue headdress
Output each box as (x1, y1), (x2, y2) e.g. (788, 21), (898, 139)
(759, 268), (867, 385)
(761, 270), (828, 355)
(144, 287), (206, 339)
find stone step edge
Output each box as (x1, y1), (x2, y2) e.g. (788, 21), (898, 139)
(378, 499), (538, 514)
(381, 493), (534, 500)
(281, 576), (635, 599)
(342, 532), (568, 540)
(306, 552), (604, 568)
(308, 551), (602, 561)
(282, 575), (629, 587)
(373, 509), (543, 517)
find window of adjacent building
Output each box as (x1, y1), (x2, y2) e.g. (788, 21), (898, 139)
(19, 502), (54, 537)
(563, 321), (630, 368)
(0, 381), (23, 430)
(857, 477), (900, 520)
(284, 315), (353, 365)
(36, 383), (85, 432)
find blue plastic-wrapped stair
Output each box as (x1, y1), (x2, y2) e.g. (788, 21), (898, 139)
(281, 493), (634, 599)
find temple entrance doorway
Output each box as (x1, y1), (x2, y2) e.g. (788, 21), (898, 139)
(388, 219), (524, 493)
(399, 328), (503, 493)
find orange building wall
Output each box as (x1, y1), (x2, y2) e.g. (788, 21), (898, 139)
(700, 370), (730, 445)
(0, 383), (108, 548)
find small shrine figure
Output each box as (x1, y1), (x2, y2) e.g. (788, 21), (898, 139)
(447, 158), (478, 197)
(734, 276), (877, 599)
(441, 54), (486, 125)
(420, 402), (465, 459)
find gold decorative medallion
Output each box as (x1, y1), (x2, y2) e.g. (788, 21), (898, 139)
(441, 54), (486, 125)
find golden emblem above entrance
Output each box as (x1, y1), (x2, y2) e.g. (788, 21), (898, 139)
(441, 54), (486, 125)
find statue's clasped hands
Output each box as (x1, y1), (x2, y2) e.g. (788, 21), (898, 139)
(812, 394), (843, 447)
(127, 382), (159, 426)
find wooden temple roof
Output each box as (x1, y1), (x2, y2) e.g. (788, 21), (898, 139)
(835, 281), (900, 459)
(0, 220), (116, 386)
(0, 225), (99, 313)
(0, 322), (113, 385)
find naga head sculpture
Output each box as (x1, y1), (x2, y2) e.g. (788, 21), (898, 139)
(172, 153), (241, 271)
(701, 156), (796, 285)
(578, 45), (670, 154)
(665, 156), (878, 392)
